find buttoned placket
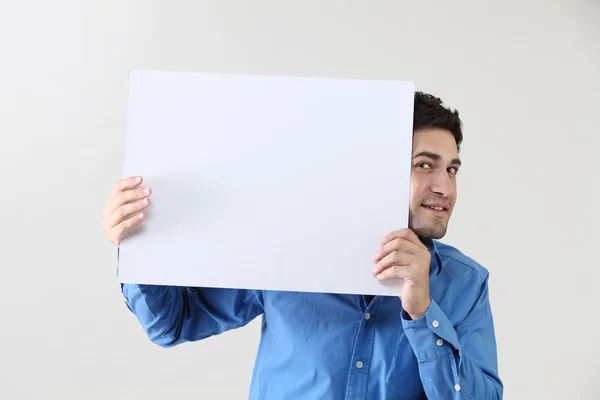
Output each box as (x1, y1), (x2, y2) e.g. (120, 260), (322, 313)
(344, 297), (380, 400)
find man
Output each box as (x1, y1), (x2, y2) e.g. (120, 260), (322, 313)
(103, 91), (503, 399)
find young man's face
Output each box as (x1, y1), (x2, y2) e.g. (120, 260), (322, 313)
(408, 128), (461, 239)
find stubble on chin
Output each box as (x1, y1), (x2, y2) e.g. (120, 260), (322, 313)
(408, 210), (448, 240)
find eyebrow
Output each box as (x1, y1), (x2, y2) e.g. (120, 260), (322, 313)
(413, 151), (462, 166)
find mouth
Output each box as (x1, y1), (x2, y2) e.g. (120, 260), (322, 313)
(421, 204), (450, 214)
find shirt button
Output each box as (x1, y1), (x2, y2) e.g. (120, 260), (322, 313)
(436, 339), (444, 346)
(356, 361), (363, 369)
(454, 384), (461, 391)
(432, 320), (439, 328)
(364, 313), (371, 320)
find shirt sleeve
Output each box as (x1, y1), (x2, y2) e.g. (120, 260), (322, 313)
(116, 248), (264, 348)
(401, 275), (503, 399)
(121, 284), (264, 348)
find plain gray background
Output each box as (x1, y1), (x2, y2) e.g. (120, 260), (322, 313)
(1, 1), (598, 399)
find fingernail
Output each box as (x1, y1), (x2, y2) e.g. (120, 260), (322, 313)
(135, 176), (141, 183)
(142, 198), (148, 205)
(138, 213), (144, 219)
(143, 188), (150, 195)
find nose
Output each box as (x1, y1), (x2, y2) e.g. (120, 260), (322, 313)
(430, 168), (453, 197)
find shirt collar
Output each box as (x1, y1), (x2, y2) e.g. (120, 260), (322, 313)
(420, 237), (444, 276)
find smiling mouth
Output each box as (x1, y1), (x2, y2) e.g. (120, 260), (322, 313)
(422, 204), (449, 213)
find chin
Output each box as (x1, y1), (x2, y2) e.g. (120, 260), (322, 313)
(408, 208), (451, 239)
(412, 227), (447, 240)
(408, 217), (448, 239)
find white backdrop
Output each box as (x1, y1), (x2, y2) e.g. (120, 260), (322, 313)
(1, 1), (598, 399)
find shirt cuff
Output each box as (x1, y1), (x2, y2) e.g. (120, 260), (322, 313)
(401, 298), (461, 362)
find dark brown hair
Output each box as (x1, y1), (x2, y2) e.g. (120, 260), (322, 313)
(413, 91), (463, 151)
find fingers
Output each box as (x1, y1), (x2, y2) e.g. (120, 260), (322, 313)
(381, 228), (426, 249)
(107, 212), (146, 246)
(105, 186), (152, 217)
(373, 228), (431, 283)
(108, 176), (143, 203)
(104, 196), (151, 231)
(375, 264), (411, 281)
(372, 237), (421, 263)
(372, 249), (415, 276)
(102, 175), (151, 246)
(103, 176), (146, 218)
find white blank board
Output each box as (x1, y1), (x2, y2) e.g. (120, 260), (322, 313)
(119, 70), (414, 296)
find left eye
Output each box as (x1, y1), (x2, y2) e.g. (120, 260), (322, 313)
(448, 167), (458, 174)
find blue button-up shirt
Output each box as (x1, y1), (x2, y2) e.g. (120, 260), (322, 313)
(120, 239), (502, 399)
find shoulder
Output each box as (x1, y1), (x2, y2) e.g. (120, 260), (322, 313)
(433, 240), (489, 282)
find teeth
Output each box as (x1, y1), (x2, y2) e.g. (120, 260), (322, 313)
(426, 206), (444, 211)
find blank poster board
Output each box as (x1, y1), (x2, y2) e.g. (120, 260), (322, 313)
(119, 70), (414, 296)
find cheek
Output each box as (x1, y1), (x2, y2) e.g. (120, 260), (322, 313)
(409, 181), (423, 207)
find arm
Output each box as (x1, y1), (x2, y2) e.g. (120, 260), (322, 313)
(121, 283), (264, 348)
(401, 276), (502, 399)
(102, 176), (263, 347)
(102, 177), (264, 348)
(373, 229), (502, 398)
